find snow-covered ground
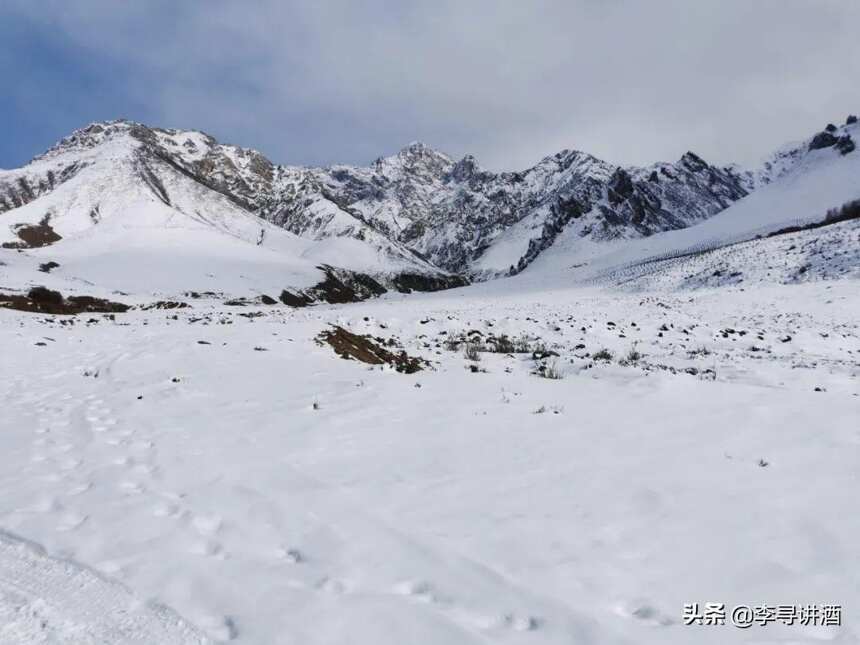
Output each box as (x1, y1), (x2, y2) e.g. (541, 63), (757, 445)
(2, 273), (858, 643)
(1, 114), (859, 643)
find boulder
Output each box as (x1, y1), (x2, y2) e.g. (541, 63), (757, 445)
(809, 131), (838, 150)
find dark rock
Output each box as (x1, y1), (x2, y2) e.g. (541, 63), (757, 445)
(680, 151), (708, 172)
(279, 290), (311, 307)
(607, 168), (634, 205)
(308, 265), (387, 303)
(809, 131), (838, 150)
(391, 272), (468, 293)
(140, 300), (189, 310)
(28, 286), (63, 306)
(2, 216), (62, 249)
(0, 287), (129, 315)
(835, 135), (855, 155)
(317, 325), (428, 374)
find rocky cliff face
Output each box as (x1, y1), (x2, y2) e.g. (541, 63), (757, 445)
(260, 141), (751, 276)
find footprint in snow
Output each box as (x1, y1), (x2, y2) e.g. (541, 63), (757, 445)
(56, 511), (88, 532)
(198, 614), (239, 641)
(65, 482), (92, 497)
(59, 458), (81, 471)
(189, 539), (224, 558)
(615, 601), (674, 626)
(131, 462), (157, 477)
(119, 481), (146, 495)
(315, 576), (350, 595)
(152, 502), (183, 519)
(393, 579), (439, 603)
(474, 611), (541, 632)
(274, 546), (303, 563)
(192, 514), (223, 536)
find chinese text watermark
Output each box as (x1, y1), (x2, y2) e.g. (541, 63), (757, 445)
(683, 603), (841, 628)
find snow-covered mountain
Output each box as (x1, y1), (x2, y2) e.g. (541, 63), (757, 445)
(277, 142), (752, 278)
(515, 115), (860, 289)
(1, 115), (856, 300)
(270, 116), (857, 279)
(0, 121), (462, 301)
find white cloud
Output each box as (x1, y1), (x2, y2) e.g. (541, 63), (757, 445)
(7, 0), (860, 170)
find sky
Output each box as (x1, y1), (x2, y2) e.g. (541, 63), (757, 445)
(2, 1), (859, 172)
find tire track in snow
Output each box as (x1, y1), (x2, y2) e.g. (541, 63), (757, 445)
(0, 530), (211, 645)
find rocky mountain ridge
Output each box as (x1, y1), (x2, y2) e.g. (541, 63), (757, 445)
(2, 115), (856, 282)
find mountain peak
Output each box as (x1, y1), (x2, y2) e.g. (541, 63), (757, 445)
(395, 141), (452, 165)
(400, 140), (432, 154)
(369, 141), (453, 178)
(35, 120), (141, 161)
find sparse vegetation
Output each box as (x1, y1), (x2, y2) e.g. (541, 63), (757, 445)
(486, 334), (534, 353)
(538, 359), (564, 380)
(464, 342), (482, 361)
(443, 337), (460, 352)
(445, 333), (539, 355)
(623, 344), (642, 363)
(592, 348), (613, 362)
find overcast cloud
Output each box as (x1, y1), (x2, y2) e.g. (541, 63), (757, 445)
(2, 1), (859, 171)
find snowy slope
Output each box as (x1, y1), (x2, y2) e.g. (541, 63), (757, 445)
(1, 278), (858, 644)
(0, 123), (457, 301)
(521, 119), (860, 287)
